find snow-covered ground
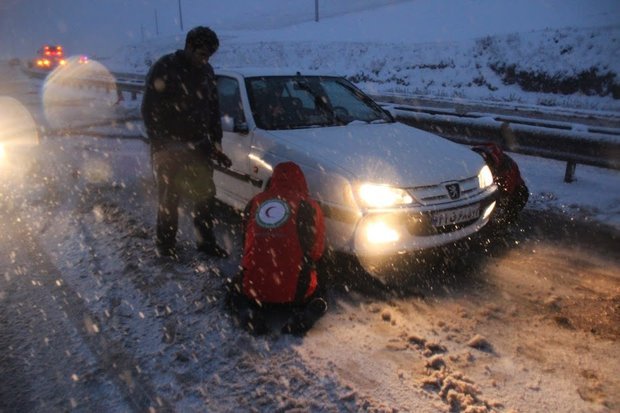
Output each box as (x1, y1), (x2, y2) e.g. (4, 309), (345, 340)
(2, 0), (619, 112)
(3, 103), (618, 411)
(97, 1), (620, 113)
(1, 1), (619, 412)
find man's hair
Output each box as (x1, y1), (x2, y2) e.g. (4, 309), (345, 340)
(185, 26), (219, 55)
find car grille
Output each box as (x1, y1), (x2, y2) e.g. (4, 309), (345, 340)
(403, 195), (495, 236)
(406, 213), (480, 236)
(408, 176), (480, 206)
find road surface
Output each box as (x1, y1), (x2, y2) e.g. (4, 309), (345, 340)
(1, 61), (618, 412)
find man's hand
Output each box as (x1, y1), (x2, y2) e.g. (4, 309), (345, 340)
(212, 149), (232, 168)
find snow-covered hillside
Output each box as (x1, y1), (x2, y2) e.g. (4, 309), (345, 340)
(3, 1), (619, 110)
(109, 24), (620, 112)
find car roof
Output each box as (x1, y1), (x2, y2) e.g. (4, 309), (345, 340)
(215, 67), (340, 78)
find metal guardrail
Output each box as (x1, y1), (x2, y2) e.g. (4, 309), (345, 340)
(113, 72), (146, 96)
(22, 65), (620, 182)
(383, 104), (620, 182)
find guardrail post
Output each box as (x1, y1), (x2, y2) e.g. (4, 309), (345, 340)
(564, 161), (576, 183)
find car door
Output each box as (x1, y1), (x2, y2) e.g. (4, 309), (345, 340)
(214, 75), (257, 210)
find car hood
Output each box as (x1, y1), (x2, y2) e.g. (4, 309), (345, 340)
(264, 122), (485, 187)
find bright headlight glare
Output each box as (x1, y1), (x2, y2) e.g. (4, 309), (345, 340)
(357, 183), (413, 208)
(366, 221), (400, 244)
(478, 165), (494, 188)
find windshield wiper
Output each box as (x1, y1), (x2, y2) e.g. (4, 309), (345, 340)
(346, 120), (368, 126)
(344, 119), (389, 126)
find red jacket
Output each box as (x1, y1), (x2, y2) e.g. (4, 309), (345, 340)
(473, 143), (525, 194)
(241, 162), (325, 304)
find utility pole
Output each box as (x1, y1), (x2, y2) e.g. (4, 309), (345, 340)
(178, 0), (184, 32)
(154, 9), (159, 36)
(315, 0), (319, 22)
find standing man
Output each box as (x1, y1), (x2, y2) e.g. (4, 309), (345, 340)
(141, 26), (232, 258)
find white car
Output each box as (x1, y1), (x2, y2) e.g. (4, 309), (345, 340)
(214, 69), (497, 260)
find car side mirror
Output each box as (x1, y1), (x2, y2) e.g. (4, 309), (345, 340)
(221, 115), (249, 134)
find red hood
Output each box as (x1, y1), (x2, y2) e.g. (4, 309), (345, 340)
(268, 161), (309, 195)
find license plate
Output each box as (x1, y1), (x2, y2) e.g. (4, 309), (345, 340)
(431, 204), (480, 227)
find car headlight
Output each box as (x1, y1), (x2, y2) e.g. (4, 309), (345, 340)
(478, 165), (494, 189)
(357, 183), (414, 208)
(365, 220), (400, 244)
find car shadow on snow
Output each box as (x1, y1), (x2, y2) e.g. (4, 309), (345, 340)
(319, 213), (537, 305)
(321, 207), (619, 310)
(203, 203), (619, 335)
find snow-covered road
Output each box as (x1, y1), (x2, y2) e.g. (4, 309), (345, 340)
(1, 64), (619, 412)
(2, 130), (618, 412)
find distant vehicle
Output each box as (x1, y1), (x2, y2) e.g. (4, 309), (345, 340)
(211, 69), (498, 261)
(27, 45), (89, 71)
(29, 44), (66, 70)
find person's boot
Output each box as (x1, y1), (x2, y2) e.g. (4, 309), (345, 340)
(194, 201), (229, 257)
(196, 242), (229, 258)
(247, 312), (268, 336)
(237, 307), (268, 335)
(282, 310), (311, 336)
(306, 297), (328, 318)
(195, 220), (228, 258)
(156, 243), (178, 260)
(282, 298), (327, 336)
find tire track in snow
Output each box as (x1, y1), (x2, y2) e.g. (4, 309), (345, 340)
(3, 205), (172, 413)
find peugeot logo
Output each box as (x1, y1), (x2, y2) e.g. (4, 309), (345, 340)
(446, 183), (460, 200)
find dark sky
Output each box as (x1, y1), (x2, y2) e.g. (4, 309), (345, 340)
(0, 0), (414, 58)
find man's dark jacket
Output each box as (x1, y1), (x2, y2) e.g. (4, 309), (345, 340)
(141, 50), (222, 152)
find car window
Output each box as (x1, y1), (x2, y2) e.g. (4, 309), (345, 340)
(217, 76), (245, 123)
(321, 80), (386, 123)
(246, 75), (392, 130)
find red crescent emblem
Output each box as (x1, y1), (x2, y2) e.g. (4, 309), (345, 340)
(264, 206), (276, 218)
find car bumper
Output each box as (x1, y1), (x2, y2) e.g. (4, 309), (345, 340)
(348, 191), (497, 257)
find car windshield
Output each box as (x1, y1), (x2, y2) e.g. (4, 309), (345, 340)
(245, 75), (393, 130)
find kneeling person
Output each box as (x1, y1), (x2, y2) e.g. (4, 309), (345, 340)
(229, 162), (326, 335)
